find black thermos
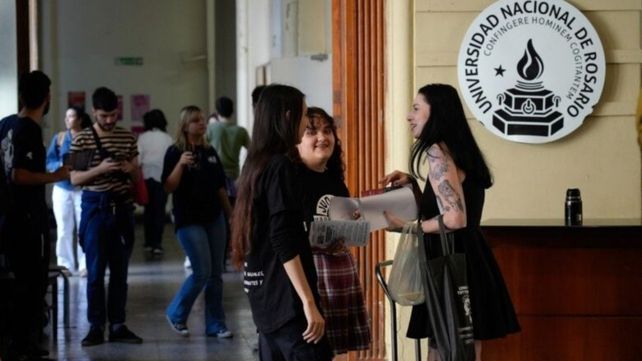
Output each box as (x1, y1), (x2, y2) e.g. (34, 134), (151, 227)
(565, 188), (583, 226)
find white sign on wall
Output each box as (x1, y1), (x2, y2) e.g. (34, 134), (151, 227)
(457, 0), (605, 143)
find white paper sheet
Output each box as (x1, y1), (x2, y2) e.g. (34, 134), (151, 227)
(308, 220), (370, 247)
(328, 185), (418, 231)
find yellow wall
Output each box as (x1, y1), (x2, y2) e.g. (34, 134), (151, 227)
(384, 1), (423, 359)
(392, 0), (642, 221)
(384, 1), (642, 360)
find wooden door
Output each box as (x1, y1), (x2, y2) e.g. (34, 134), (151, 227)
(332, 1), (386, 360)
(16, 0), (32, 75)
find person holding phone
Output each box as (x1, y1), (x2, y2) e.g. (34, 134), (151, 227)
(70, 87), (143, 347)
(162, 105), (233, 338)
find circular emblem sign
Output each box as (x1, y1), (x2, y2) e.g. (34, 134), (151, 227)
(457, 0), (605, 143)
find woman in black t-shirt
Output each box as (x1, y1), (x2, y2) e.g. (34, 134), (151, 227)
(297, 107), (370, 355)
(231, 85), (332, 361)
(162, 105), (233, 338)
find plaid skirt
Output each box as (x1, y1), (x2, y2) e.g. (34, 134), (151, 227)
(313, 251), (371, 355)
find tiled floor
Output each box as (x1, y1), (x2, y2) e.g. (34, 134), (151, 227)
(45, 223), (259, 361)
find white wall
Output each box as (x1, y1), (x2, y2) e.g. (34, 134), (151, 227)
(237, 0), (333, 133)
(0, 1), (18, 117)
(236, 0), (271, 134)
(270, 56), (332, 111)
(39, 0), (209, 139)
(215, 0), (237, 109)
(269, 0), (333, 112)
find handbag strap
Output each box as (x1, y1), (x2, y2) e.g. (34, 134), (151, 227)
(89, 125), (110, 160)
(401, 222), (415, 241)
(437, 214), (455, 255)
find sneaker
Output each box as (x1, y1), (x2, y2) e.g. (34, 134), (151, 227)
(208, 328), (233, 338)
(166, 315), (189, 337)
(152, 247), (164, 256)
(144, 246), (153, 252)
(81, 326), (104, 347)
(108, 325), (143, 344)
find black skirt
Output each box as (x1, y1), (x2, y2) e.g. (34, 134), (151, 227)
(406, 230), (521, 340)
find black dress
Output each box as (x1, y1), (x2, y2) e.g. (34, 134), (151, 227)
(406, 177), (520, 340)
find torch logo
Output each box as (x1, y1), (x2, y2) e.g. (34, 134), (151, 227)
(492, 39), (564, 136)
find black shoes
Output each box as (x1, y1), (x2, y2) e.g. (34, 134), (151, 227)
(81, 325), (143, 346)
(108, 325), (143, 344)
(81, 326), (104, 347)
(144, 246), (164, 256)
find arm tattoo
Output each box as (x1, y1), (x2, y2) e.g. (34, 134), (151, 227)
(436, 195), (450, 212)
(428, 155), (449, 181)
(438, 180), (464, 212)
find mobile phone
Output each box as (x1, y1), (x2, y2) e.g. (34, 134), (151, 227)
(62, 153), (72, 167)
(110, 153), (126, 162)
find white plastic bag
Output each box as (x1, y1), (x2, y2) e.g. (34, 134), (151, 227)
(388, 222), (425, 306)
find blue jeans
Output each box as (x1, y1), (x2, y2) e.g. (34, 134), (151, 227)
(166, 214), (227, 333)
(79, 191), (135, 328)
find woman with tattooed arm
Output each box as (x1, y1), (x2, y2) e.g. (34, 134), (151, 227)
(381, 84), (520, 361)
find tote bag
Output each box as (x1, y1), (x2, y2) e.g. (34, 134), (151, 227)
(418, 215), (475, 361)
(388, 222), (425, 306)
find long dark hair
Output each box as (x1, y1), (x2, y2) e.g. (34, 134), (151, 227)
(410, 84), (492, 188)
(67, 106), (92, 129)
(231, 84), (305, 269)
(78, 108), (93, 129)
(306, 107), (345, 181)
(143, 109), (168, 131)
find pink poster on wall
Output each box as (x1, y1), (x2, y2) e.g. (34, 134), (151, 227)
(131, 94), (150, 121)
(67, 91), (86, 111)
(117, 95), (124, 121)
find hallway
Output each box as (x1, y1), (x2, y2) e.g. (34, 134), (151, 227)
(46, 223), (258, 361)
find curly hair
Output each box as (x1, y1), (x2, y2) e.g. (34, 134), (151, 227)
(305, 107), (345, 182)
